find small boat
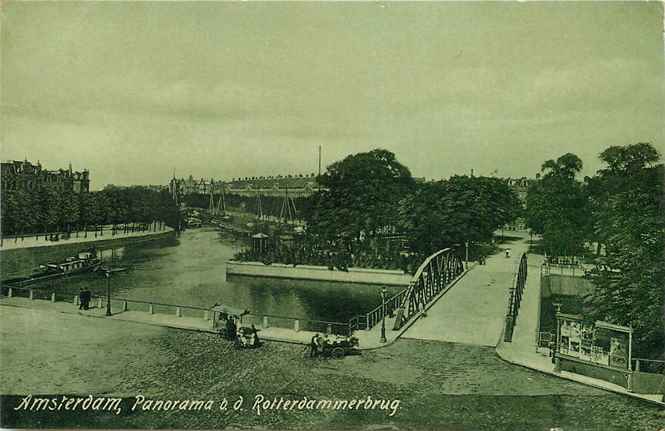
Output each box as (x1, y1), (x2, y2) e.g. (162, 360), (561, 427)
(42, 251), (101, 275)
(2, 250), (102, 287)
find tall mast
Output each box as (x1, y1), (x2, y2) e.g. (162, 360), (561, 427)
(318, 145), (322, 192)
(256, 190), (263, 220)
(217, 181), (226, 214)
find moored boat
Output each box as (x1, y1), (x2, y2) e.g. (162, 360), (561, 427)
(2, 250), (102, 287)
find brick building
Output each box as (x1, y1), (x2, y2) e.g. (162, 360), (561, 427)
(1, 160), (90, 195)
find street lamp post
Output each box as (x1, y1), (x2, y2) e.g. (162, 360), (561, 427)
(553, 303), (562, 371)
(105, 270), (112, 316)
(380, 287), (387, 344)
(465, 241), (469, 268)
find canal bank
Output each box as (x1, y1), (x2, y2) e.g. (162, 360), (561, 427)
(0, 228), (176, 279)
(1, 228), (396, 325)
(226, 261), (412, 287)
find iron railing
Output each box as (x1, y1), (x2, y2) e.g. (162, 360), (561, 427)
(632, 358), (665, 374)
(348, 288), (407, 332)
(503, 253), (528, 342)
(392, 248), (465, 330)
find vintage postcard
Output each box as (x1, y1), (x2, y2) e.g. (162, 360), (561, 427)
(1, 1), (664, 430)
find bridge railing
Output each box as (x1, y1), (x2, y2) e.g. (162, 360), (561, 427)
(391, 248), (465, 330)
(243, 312), (350, 336)
(503, 253), (528, 342)
(632, 358), (665, 374)
(365, 289), (408, 330)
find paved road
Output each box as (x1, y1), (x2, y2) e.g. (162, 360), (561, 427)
(403, 233), (530, 346)
(3, 304), (663, 431)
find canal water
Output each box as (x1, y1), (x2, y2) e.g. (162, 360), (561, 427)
(21, 228), (400, 323)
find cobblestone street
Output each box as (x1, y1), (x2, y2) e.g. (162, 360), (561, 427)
(2, 305), (663, 430)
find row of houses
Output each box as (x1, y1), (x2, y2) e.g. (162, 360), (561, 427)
(169, 173), (320, 199)
(168, 173), (533, 201)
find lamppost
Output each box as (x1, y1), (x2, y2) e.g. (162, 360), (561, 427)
(553, 302), (562, 371)
(465, 241), (469, 269)
(380, 287), (387, 344)
(105, 270), (112, 316)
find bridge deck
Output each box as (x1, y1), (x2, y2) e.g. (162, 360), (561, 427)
(403, 233), (531, 346)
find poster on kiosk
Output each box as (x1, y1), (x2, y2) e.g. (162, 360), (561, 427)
(557, 313), (632, 370)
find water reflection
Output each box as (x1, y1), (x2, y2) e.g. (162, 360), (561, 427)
(26, 228), (400, 322)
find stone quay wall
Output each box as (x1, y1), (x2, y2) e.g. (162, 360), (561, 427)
(226, 261), (412, 287)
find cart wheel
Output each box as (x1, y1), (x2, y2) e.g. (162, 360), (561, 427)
(331, 347), (345, 359)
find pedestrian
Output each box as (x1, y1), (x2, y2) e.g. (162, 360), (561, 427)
(251, 324), (261, 347)
(310, 333), (321, 358)
(83, 289), (91, 310)
(78, 289), (85, 310)
(226, 316), (237, 340)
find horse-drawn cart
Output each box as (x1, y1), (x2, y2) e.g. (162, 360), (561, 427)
(306, 334), (360, 359)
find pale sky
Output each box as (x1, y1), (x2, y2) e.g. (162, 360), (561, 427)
(1, 2), (663, 189)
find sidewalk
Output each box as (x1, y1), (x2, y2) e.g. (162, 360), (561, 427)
(0, 295), (318, 345)
(0, 226), (173, 251)
(496, 251), (665, 406)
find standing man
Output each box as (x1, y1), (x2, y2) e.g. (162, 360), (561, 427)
(83, 289), (91, 310)
(310, 333), (321, 358)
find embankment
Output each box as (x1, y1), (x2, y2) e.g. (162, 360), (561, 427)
(226, 261), (412, 287)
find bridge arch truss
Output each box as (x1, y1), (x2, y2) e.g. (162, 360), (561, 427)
(393, 248), (465, 330)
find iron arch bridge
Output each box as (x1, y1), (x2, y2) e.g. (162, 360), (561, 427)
(392, 248), (465, 330)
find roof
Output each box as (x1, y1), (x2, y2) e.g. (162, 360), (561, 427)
(595, 321), (632, 333)
(228, 175), (317, 190)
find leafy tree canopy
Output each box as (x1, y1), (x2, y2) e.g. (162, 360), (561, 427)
(305, 149), (415, 245)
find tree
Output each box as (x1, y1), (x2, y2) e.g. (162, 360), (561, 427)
(399, 176), (522, 257)
(61, 190), (80, 234)
(44, 187), (63, 233)
(585, 143), (664, 358)
(526, 153), (591, 256)
(304, 149), (415, 249)
(1, 191), (18, 238)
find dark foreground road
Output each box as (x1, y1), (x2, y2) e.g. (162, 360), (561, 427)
(1, 306), (663, 430)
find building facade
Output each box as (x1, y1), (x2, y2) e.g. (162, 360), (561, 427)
(505, 176), (533, 204)
(226, 173), (319, 198)
(169, 173), (320, 200)
(503, 176), (535, 231)
(168, 175), (225, 199)
(1, 160), (90, 195)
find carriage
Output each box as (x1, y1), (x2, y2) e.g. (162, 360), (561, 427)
(306, 334), (360, 359)
(210, 304), (249, 337)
